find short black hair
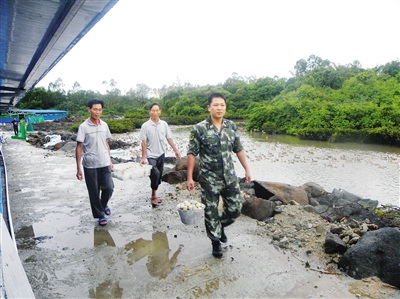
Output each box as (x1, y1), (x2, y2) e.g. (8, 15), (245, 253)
(87, 99), (104, 108)
(208, 92), (226, 105)
(149, 103), (161, 110)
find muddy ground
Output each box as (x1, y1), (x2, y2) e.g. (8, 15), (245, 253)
(3, 128), (400, 299)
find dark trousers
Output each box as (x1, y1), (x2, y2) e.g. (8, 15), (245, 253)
(13, 125), (18, 135)
(84, 166), (114, 218)
(147, 154), (165, 191)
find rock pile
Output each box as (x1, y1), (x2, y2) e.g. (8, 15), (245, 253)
(245, 181), (400, 289)
(162, 162), (400, 289)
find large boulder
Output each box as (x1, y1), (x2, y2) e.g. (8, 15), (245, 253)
(162, 156), (199, 183)
(338, 227), (400, 288)
(253, 181), (309, 205)
(241, 197), (276, 220)
(162, 170), (187, 184)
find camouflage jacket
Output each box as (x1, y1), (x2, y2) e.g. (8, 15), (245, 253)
(187, 117), (243, 185)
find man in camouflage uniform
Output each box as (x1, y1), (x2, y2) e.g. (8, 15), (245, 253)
(186, 92), (251, 258)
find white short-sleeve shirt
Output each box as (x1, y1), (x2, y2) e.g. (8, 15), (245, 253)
(139, 118), (172, 159)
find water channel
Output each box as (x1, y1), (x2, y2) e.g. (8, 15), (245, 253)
(169, 126), (400, 207)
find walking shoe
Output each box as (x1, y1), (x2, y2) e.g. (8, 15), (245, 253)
(220, 227), (227, 243)
(212, 240), (223, 258)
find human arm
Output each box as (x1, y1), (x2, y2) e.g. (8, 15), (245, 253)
(75, 142), (83, 180)
(186, 154), (196, 191)
(106, 139), (114, 172)
(236, 150), (251, 185)
(140, 140), (147, 165)
(167, 138), (181, 159)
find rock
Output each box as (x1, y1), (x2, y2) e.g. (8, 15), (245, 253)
(338, 227), (400, 288)
(108, 139), (132, 150)
(308, 197), (320, 206)
(53, 142), (64, 150)
(301, 182), (326, 197)
(162, 170), (187, 184)
(58, 141), (77, 152)
(161, 156), (199, 183)
(330, 226), (345, 235)
(324, 232), (347, 254)
(253, 181), (309, 205)
(241, 197), (276, 221)
(303, 205), (316, 213)
(313, 188), (386, 228)
(357, 198), (379, 210)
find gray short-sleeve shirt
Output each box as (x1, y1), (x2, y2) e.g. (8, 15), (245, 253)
(139, 118), (172, 159)
(76, 118), (112, 168)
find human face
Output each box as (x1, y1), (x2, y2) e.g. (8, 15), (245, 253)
(149, 105), (161, 120)
(88, 103), (103, 121)
(208, 97), (226, 120)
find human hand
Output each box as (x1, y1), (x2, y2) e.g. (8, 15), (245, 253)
(245, 171), (251, 185)
(175, 151), (181, 160)
(186, 179), (195, 191)
(76, 170), (83, 181)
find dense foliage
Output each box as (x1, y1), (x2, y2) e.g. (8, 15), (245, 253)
(18, 55), (400, 145)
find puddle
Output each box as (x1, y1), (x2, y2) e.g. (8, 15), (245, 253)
(14, 225), (36, 250)
(124, 231), (183, 279)
(89, 280), (124, 298)
(191, 277), (220, 298)
(94, 228), (116, 247)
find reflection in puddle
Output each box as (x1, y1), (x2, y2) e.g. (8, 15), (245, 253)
(15, 225), (35, 250)
(94, 228), (116, 247)
(89, 280), (123, 299)
(188, 273), (237, 298)
(191, 277), (220, 298)
(124, 231), (183, 279)
(14, 225), (53, 250)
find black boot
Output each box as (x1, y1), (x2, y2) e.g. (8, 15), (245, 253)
(212, 240), (223, 258)
(220, 227), (227, 243)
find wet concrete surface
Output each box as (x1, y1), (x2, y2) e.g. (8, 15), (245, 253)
(3, 137), (399, 298)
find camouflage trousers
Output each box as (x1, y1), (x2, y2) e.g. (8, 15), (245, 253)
(200, 180), (242, 241)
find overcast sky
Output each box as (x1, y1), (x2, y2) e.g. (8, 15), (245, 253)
(37, 0), (400, 93)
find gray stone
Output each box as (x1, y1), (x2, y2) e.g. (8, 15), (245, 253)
(338, 227), (400, 288)
(324, 232), (347, 254)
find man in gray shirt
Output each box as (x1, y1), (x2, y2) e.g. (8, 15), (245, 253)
(76, 99), (114, 226)
(140, 103), (181, 208)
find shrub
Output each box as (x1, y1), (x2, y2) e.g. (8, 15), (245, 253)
(297, 128), (333, 141)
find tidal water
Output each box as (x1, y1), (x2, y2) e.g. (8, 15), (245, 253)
(169, 126), (400, 207)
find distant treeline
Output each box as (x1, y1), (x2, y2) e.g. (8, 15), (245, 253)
(18, 55), (400, 146)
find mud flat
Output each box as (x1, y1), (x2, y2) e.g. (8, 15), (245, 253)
(4, 137), (399, 299)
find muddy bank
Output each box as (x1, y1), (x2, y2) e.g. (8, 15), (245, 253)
(3, 136), (400, 298)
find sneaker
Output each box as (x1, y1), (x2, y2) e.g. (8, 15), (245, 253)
(220, 227), (227, 243)
(212, 240), (223, 258)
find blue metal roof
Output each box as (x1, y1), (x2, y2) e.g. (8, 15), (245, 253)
(5, 109), (67, 114)
(0, 0), (119, 114)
